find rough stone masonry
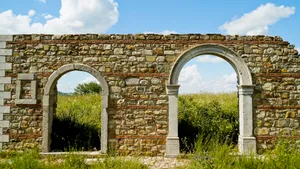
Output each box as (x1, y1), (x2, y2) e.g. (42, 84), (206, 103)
(0, 34), (299, 156)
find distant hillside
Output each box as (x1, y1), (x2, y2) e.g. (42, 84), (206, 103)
(57, 91), (73, 96)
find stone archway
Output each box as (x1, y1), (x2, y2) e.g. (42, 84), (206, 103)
(167, 44), (256, 157)
(42, 64), (109, 153)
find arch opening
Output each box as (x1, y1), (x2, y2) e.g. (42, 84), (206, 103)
(42, 64), (109, 153)
(177, 54), (239, 153)
(166, 44), (256, 157)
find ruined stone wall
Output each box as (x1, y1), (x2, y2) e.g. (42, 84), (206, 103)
(0, 34), (299, 155)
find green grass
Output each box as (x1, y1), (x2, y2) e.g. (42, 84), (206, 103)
(178, 92), (238, 152)
(0, 150), (149, 169)
(182, 136), (300, 169)
(179, 92), (238, 113)
(51, 93), (102, 151)
(56, 93), (102, 129)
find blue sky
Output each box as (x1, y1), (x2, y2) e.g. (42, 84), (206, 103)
(0, 0), (299, 93)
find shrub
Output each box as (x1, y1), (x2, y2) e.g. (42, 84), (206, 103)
(74, 82), (102, 95)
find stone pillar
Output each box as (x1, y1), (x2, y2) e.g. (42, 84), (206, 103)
(0, 35), (12, 150)
(166, 84), (180, 157)
(238, 85), (256, 154)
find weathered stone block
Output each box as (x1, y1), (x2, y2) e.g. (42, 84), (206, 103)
(0, 35), (13, 42)
(0, 42), (6, 49)
(0, 63), (12, 70)
(0, 49), (12, 56)
(146, 56), (156, 62)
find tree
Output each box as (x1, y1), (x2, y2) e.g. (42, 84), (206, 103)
(74, 82), (102, 95)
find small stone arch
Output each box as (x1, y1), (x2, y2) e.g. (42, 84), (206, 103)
(166, 44), (256, 156)
(42, 64), (109, 153)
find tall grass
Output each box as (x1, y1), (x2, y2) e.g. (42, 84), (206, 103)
(51, 94), (102, 151)
(55, 94), (102, 128)
(178, 92), (238, 152)
(184, 136), (300, 169)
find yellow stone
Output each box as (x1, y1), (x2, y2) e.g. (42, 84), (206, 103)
(166, 55), (177, 62)
(105, 67), (111, 72)
(146, 56), (156, 62)
(43, 45), (49, 50)
(285, 111), (296, 118)
(282, 68), (287, 73)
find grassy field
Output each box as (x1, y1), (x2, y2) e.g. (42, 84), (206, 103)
(51, 94), (102, 151)
(55, 93), (102, 129)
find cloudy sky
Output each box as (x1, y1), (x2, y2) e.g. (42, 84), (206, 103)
(1, 0), (298, 93)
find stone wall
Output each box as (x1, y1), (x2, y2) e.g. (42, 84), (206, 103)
(0, 34), (299, 155)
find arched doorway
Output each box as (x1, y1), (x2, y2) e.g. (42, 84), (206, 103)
(167, 44), (256, 156)
(42, 64), (109, 153)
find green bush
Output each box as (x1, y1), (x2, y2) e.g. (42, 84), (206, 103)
(178, 93), (238, 152)
(74, 82), (102, 95)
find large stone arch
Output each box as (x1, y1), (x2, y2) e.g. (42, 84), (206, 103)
(42, 64), (109, 153)
(166, 44), (256, 156)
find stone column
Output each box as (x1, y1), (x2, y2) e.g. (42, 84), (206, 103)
(238, 85), (256, 154)
(166, 84), (180, 157)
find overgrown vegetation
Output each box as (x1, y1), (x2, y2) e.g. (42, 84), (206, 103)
(178, 93), (238, 152)
(74, 82), (102, 95)
(181, 136), (300, 169)
(0, 150), (149, 169)
(51, 94), (102, 151)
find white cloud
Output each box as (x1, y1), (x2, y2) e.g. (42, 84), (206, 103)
(222, 73), (237, 84)
(219, 3), (295, 35)
(44, 14), (53, 20)
(80, 76), (100, 84)
(0, 0), (119, 34)
(179, 64), (202, 85)
(39, 0), (46, 3)
(196, 55), (225, 63)
(296, 47), (300, 53)
(28, 10), (36, 17)
(178, 65), (238, 93)
(144, 30), (177, 35)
